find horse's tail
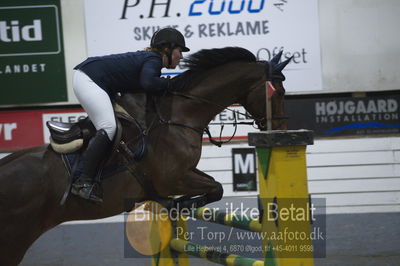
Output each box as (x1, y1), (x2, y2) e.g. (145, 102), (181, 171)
(0, 145), (48, 167)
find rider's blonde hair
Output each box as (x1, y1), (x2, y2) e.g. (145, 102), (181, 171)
(144, 47), (171, 56)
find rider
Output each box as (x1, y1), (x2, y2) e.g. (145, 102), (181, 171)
(71, 27), (190, 203)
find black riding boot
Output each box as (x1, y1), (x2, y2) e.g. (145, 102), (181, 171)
(71, 129), (111, 203)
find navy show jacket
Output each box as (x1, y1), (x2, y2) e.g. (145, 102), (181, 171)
(74, 51), (169, 99)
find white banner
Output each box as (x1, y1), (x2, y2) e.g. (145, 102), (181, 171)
(84, 0), (322, 92)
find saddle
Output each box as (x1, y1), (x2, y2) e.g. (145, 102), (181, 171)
(47, 113), (145, 158)
(47, 117), (95, 154)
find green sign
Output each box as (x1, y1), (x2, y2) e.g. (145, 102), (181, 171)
(0, 0), (67, 105)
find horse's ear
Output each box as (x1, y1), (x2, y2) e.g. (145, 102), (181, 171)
(275, 56), (293, 72)
(264, 61), (272, 81)
(271, 50), (283, 65)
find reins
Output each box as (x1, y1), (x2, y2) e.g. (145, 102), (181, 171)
(153, 92), (205, 135)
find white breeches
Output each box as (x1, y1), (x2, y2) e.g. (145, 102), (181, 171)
(73, 70), (116, 141)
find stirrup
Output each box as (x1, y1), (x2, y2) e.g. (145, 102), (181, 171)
(71, 182), (103, 204)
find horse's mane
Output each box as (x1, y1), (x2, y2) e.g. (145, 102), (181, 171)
(182, 47), (256, 71)
(172, 47), (257, 90)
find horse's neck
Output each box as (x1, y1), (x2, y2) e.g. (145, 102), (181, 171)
(172, 62), (263, 128)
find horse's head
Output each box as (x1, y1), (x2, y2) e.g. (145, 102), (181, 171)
(238, 51), (291, 130)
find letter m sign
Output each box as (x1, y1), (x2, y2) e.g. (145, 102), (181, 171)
(232, 148), (257, 191)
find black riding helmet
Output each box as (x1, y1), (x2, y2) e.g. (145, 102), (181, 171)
(150, 28), (190, 52)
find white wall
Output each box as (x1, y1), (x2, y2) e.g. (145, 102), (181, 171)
(61, 0), (87, 104)
(318, 0), (400, 94)
(54, 0), (87, 105)
(199, 136), (400, 214)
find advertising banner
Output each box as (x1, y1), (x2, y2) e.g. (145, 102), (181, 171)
(0, 110), (43, 150)
(84, 0), (322, 92)
(286, 94), (400, 137)
(0, 108), (85, 151)
(0, 0), (67, 105)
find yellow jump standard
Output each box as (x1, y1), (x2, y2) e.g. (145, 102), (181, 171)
(153, 129), (314, 266)
(248, 130), (314, 266)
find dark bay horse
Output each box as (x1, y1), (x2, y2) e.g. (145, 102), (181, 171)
(0, 47), (291, 265)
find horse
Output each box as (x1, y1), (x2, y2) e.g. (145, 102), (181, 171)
(0, 47), (291, 265)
